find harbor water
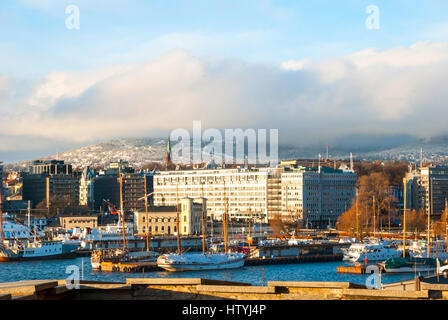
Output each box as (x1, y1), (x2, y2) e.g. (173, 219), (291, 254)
(0, 257), (429, 286)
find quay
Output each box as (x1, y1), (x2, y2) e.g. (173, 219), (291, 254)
(97, 254), (343, 273)
(1, 275), (448, 300)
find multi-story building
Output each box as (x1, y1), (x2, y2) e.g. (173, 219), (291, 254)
(153, 167), (282, 223)
(405, 165), (448, 216)
(22, 173), (79, 209)
(93, 161), (153, 212)
(22, 160), (79, 210)
(60, 215), (98, 230)
(281, 166), (357, 229)
(30, 160), (72, 175)
(134, 198), (205, 236)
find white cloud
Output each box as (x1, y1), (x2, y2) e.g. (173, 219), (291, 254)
(2, 41), (448, 155)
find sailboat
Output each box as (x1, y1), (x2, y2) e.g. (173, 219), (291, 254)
(90, 170), (159, 270)
(380, 176), (439, 273)
(157, 181), (246, 272)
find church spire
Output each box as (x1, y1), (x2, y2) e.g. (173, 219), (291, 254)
(165, 136), (171, 165)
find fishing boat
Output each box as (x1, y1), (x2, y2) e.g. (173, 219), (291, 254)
(157, 182), (247, 272)
(380, 257), (439, 273)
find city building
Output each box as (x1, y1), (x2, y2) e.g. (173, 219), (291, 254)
(79, 167), (96, 208)
(281, 166), (357, 229)
(134, 198), (205, 236)
(153, 164), (356, 228)
(93, 161), (153, 212)
(153, 167), (282, 223)
(22, 160), (79, 210)
(30, 160), (73, 175)
(59, 215), (98, 230)
(405, 165), (448, 216)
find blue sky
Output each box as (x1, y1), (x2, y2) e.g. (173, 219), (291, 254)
(2, 0), (448, 77)
(2, 1), (448, 162)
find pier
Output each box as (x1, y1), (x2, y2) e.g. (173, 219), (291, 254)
(96, 254), (343, 273)
(1, 275), (447, 300)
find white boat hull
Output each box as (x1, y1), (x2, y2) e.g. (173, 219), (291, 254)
(158, 258), (246, 272)
(383, 266), (435, 274)
(157, 253), (246, 272)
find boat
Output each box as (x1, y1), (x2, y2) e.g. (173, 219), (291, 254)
(410, 239), (448, 261)
(0, 201), (78, 261)
(343, 240), (402, 262)
(157, 252), (246, 271)
(157, 181), (247, 272)
(90, 170), (159, 270)
(90, 248), (159, 270)
(380, 257), (439, 273)
(0, 240), (79, 262)
(1, 215), (44, 240)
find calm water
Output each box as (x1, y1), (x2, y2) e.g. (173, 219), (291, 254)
(0, 257), (423, 286)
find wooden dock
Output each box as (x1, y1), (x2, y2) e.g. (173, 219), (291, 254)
(98, 254), (343, 273)
(337, 264), (366, 274)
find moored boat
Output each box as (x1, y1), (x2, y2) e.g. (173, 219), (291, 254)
(0, 240), (79, 262)
(157, 181), (246, 272)
(157, 252), (246, 272)
(380, 257), (439, 273)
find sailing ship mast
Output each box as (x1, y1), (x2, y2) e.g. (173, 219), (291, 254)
(428, 178), (433, 258)
(403, 177), (407, 258)
(373, 196), (376, 238)
(118, 168), (127, 250)
(201, 182), (206, 255)
(445, 198), (448, 253)
(144, 175), (150, 252)
(248, 208), (252, 251)
(223, 180), (228, 254)
(176, 185), (181, 255)
(355, 188), (359, 240)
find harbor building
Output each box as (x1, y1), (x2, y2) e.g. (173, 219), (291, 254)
(281, 166), (357, 229)
(59, 215), (98, 230)
(405, 165), (448, 216)
(153, 167), (282, 223)
(134, 198), (205, 236)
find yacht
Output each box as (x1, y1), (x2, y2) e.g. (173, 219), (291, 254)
(410, 240), (448, 261)
(343, 240), (401, 262)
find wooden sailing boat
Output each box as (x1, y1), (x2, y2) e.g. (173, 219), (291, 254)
(90, 170), (159, 270)
(156, 178), (246, 272)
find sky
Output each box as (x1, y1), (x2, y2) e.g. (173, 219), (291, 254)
(1, 0), (448, 162)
